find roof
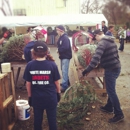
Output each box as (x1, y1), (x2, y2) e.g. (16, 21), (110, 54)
(0, 14), (108, 27)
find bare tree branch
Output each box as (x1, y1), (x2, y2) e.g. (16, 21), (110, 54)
(81, 0), (103, 14)
(102, 1), (128, 25)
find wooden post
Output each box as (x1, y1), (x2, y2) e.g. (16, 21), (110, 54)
(0, 71), (16, 130)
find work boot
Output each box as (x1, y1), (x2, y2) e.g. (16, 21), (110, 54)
(109, 115), (124, 123)
(100, 106), (113, 114)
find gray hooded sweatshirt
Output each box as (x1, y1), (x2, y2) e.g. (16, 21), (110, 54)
(85, 36), (121, 72)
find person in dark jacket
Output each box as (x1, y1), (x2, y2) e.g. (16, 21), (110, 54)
(105, 25), (114, 36)
(82, 29), (124, 123)
(102, 21), (108, 34)
(118, 27), (126, 51)
(23, 34), (35, 62)
(56, 25), (72, 92)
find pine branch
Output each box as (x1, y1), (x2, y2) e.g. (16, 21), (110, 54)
(57, 80), (97, 130)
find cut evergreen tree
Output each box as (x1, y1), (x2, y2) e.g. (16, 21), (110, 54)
(77, 44), (97, 68)
(57, 80), (96, 130)
(0, 35), (25, 62)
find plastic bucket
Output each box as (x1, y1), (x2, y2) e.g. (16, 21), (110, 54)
(1, 62), (11, 73)
(16, 100), (30, 120)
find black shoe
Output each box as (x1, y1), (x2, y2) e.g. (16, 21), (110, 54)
(109, 115), (124, 123)
(100, 106), (113, 114)
(60, 81), (70, 86)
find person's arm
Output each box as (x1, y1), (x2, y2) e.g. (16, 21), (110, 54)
(23, 47), (31, 62)
(55, 80), (61, 93)
(55, 80), (61, 102)
(26, 81), (31, 97)
(23, 63), (32, 106)
(26, 81), (32, 106)
(53, 63), (61, 102)
(0, 37), (5, 45)
(82, 42), (106, 76)
(89, 37), (93, 43)
(124, 30), (126, 39)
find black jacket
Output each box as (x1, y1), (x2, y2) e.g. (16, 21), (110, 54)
(57, 34), (72, 59)
(102, 25), (108, 34)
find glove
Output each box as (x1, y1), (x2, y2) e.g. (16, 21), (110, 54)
(3, 31), (11, 38)
(28, 97), (32, 106)
(82, 69), (88, 76)
(57, 93), (61, 102)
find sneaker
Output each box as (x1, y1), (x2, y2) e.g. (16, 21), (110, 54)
(100, 106), (113, 114)
(109, 115), (124, 123)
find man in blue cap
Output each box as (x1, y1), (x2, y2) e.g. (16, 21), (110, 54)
(56, 25), (72, 92)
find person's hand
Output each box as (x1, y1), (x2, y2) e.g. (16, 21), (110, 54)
(57, 93), (61, 102)
(22, 54), (25, 60)
(28, 97), (32, 106)
(82, 70), (89, 77)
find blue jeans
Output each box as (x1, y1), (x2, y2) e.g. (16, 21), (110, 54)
(33, 106), (57, 130)
(104, 68), (123, 116)
(61, 59), (70, 90)
(119, 38), (124, 51)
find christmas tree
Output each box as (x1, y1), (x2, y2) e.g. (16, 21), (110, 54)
(0, 35), (25, 62)
(57, 80), (97, 130)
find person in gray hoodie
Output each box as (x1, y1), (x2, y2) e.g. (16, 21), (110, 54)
(82, 29), (124, 123)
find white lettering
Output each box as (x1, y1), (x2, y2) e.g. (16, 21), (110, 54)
(32, 81), (49, 85)
(38, 81), (43, 84)
(32, 81), (37, 84)
(44, 81), (49, 84)
(30, 71), (51, 74)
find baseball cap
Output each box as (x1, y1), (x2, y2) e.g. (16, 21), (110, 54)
(93, 29), (103, 35)
(56, 25), (65, 32)
(33, 41), (48, 52)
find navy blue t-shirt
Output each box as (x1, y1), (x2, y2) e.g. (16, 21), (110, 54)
(23, 60), (60, 108)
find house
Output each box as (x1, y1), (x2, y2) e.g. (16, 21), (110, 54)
(12, 0), (80, 16)
(0, 0), (107, 35)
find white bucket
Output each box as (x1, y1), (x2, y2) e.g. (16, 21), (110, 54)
(1, 62), (11, 73)
(16, 100), (30, 120)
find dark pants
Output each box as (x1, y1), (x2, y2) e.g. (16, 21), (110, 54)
(126, 36), (130, 43)
(50, 35), (55, 45)
(33, 106), (57, 130)
(104, 68), (123, 116)
(119, 38), (124, 51)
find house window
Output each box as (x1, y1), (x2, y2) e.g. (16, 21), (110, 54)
(13, 9), (26, 16)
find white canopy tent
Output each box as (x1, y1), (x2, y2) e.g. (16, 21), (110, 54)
(0, 14), (108, 27)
